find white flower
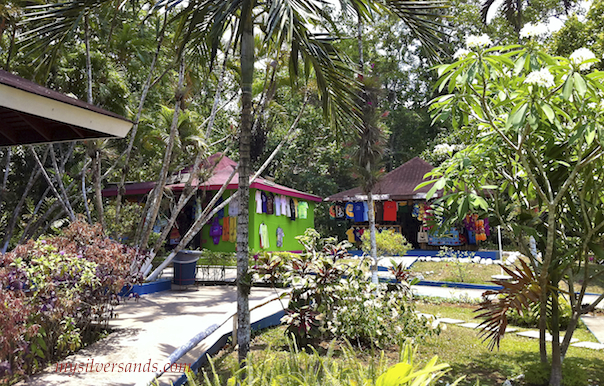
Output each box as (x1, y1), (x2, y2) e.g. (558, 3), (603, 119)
(519, 22), (548, 39)
(570, 48), (597, 71)
(465, 34), (492, 49)
(453, 48), (471, 59)
(434, 143), (454, 156)
(524, 68), (555, 88)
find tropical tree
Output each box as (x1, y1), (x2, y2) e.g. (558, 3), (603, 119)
(426, 33), (604, 386)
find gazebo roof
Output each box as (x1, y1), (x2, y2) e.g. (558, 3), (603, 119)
(102, 153), (323, 202)
(0, 70), (132, 146)
(325, 157), (438, 202)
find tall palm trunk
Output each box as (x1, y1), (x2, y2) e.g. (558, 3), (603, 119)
(356, 17), (379, 282)
(237, 1), (254, 365)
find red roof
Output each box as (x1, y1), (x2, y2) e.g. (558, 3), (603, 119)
(103, 153), (322, 202)
(325, 157), (438, 202)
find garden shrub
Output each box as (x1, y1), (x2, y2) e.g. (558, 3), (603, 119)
(361, 229), (413, 257)
(260, 228), (435, 349)
(0, 219), (146, 384)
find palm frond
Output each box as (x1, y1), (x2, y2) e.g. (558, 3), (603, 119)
(474, 259), (541, 350)
(382, 0), (449, 60)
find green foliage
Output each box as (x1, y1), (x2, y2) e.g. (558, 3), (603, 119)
(269, 228), (433, 349)
(192, 339), (460, 386)
(105, 201), (143, 245)
(361, 229), (413, 257)
(524, 361), (588, 386)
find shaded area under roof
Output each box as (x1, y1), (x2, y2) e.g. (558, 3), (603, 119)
(0, 70), (132, 147)
(102, 153), (323, 202)
(325, 157), (438, 202)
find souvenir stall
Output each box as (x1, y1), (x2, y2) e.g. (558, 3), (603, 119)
(325, 157), (490, 251)
(103, 153), (321, 252)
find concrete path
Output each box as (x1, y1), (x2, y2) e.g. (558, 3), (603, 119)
(580, 314), (604, 343)
(20, 286), (286, 386)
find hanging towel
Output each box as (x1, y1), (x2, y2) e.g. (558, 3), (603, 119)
(229, 216), (237, 242)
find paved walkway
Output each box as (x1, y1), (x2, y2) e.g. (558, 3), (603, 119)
(19, 287), (286, 386)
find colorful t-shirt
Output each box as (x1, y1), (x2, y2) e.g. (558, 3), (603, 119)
(383, 200), (398, 221)
(346, 228), (355, 243)
(335, 203), (345, 219)
(293, 198), (299, 218)
(281, 195), (289, 217)
(276, 226), (285, 247)
(353, 202), (364, 222)
(345, 202), (355, 219)
(298, 201), (309, 219)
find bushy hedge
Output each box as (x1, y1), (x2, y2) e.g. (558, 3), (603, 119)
(0, 220), (146, 384)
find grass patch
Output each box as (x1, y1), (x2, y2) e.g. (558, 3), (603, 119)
(410, 261), (503, 284)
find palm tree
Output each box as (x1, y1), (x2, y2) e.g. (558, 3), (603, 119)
(20, 0), (447, 364)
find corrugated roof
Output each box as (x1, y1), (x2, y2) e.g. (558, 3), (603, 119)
(103, 153), (323, 202)
(0, 69), (132, 146)
(325, 157), (438, 201)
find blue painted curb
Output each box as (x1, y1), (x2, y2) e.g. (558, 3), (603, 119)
(172, 310), (286, 386)
(119, 278), (172, 296)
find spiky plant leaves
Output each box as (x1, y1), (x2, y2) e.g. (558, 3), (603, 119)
(475, 259), (541, 350)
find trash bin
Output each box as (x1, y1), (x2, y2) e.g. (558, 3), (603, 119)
(172, 251), (199, 285)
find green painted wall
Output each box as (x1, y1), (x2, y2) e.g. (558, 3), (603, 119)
(199, 188), (315, 253)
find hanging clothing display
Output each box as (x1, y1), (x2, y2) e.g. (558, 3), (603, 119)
(353, 202), (364, 222)
(228, 196), (239, 217)
(289, 198), (296, 220)
(281, 195), (290, 217)
(362, 202), (369, 222)
(259, 223), (269, 249)
(335, 203), (345, 219)
(298, 201), (309, 219)
(276, 226), (285, 247)
(229, 216), (237, 242)
(222, 217), (230, 242)
(216, 197), (225, 219)
(293, 198), (299, 218)
(383, 200), (397, 221)
(328, 204), (336, 219)
(255, 191), (263, 214)
(209, 218), (223, 245)
(261, 191), (268, 213)
(345, 202), (354, 219)
(267, 193), (274, 215)
(275, 195), (282, 216)
(345, 228), (355, 243)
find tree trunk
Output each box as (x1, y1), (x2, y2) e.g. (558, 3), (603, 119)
(0, 147), (11, 212)
(368, 190), (378, 283)
(137, 57), (185, 249)
(48, 144), (76, 221)
(237, 1), (254, 366)
(550, 288), (562, 386)
(1, 149), (46, 252)
(113, 13), (168, 229)
(92, 147), (105, 229)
